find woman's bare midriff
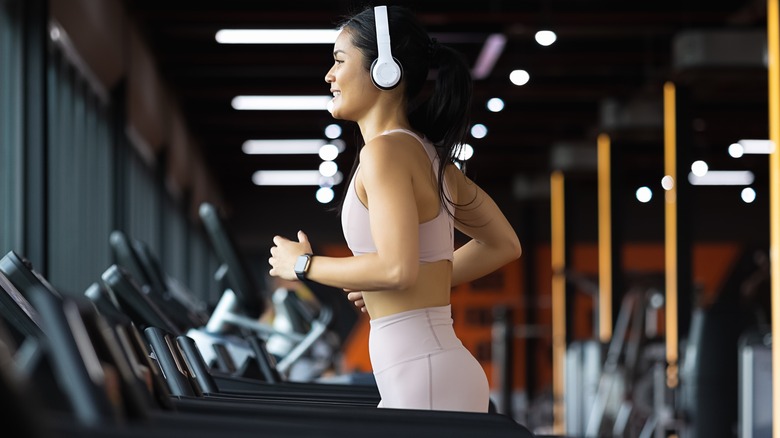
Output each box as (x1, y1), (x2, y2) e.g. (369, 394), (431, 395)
(362, 260), (452, 319)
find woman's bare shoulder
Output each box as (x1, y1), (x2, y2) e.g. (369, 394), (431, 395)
(360, 132), (420, 166)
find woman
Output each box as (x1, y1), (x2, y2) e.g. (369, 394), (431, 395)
(269, 5), (521, 413)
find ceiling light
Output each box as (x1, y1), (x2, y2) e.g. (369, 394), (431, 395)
(243, 139), (345, 155)
(661, 175), (674, 190)
(688, 170), (754, 186)
(324, 124), (342, 139)
(690, 160), (708, 177)
(252, 170), (343, 186)
(232, 95), (331, 110)
(319, 143), (342, 161)
(741, 187), (756, 203)
(636, 186), (652, 203)
(728, 143), (744, 158)
(215, 29), (340, 44)
(471, 124), (488, 139)
(456, 144), (474, 161)
(243, 139), (325, 154)
(316, 187), (335, 203)
(319, 161), (339, 177)
(486, 98), (504, 112)
(510, 70), (530, 86)
(535, 30), (557, 46)
(737, 139), (775, 154)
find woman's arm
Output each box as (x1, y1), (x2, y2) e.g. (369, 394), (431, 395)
(269, 136), (420, 291)
(449, 170), (521, 287)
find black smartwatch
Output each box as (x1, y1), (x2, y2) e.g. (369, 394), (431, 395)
(293, 253), (314, 281)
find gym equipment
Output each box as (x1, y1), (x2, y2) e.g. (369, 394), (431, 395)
(109, 230), (209, 331)
(108, 226), (335, 381)
(678, 245), (771, 438)
(2, 264), (538, 437)
(738, 328), (772, 438)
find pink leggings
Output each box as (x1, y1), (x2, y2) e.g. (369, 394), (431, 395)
(368, 305), (489, 412)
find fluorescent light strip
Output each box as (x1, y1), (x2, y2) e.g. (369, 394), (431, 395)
(252, 170), (344, 186)
(242, 139), (345, 155)
(472, 33), (506, 80)
(216, 29), (340, 44)
(243, 139), (324, 155)
(738, 139), (776, 154)
(688, 170), (755, 186)
(232, 95), (332, 110)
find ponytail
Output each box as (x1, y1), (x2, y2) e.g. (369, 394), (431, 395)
(410, 42), (472, 158)
(409, 41), (474, 215)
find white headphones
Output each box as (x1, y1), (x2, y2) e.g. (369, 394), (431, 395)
(371, 5), (403, 90)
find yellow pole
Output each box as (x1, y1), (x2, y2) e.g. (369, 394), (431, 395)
(550, 171), (566, 433)
(597, 133), (613, 342)
(766, 1), (780, 436)
(663, 81), (679, 389)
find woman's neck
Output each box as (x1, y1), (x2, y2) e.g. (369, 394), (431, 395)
(358, 95), (410, 144)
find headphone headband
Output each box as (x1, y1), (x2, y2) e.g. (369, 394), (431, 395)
(371, 5), (402, 90)
(374, 6), (392, 62)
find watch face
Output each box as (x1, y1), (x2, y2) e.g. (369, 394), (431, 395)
(294, 254), (310, 274)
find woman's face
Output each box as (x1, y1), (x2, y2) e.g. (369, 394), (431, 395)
(324, 30), (378, 121)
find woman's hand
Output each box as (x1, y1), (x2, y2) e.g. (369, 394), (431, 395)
(269, 230), (313, 281)
(345, 290), (367, 313)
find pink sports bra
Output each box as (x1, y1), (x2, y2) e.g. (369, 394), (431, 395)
(341, 129), (454, 263)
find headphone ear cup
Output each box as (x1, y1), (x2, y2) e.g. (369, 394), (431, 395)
(371, 57), (403, 90)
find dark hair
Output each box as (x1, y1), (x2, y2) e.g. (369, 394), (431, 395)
(335, 5), (473, 216)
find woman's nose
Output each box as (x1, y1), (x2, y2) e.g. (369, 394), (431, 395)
(324, 67), (335, 83)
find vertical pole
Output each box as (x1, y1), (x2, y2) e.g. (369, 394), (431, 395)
(521, 206), (538, 403)
(597, 133), (613, 342)
(111, 81), (128, 241)
(663, 82), (679, 389)
(766, 1), (780, 437)
(493, 305), (514, 416)
(550, 171), (566, 433)
(22, 0), (48, 274)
